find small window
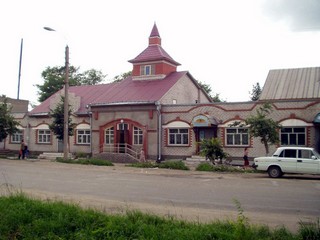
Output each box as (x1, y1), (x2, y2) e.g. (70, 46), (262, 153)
(172, 99), (177, 104)
(77, 129), (90, 144)
(140, 65), (155, 76)
(11, 130), (23, 143)
(225, 128), (249, 146)
(145, 65), (151, 75)
(281, 127), (306, 146)
(105, 127), (114, 144)
(38, 130), (51, 144)
(168, 128), (189, 146)
(133, 126), (143, 145)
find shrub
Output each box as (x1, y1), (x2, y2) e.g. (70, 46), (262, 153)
(198, 138), (228, 164)
(57, 158), (114, 166)
(127, 162), (156, 168)
(128, 160), (189, 170)
(298, 219), (320, 240)
(157, 160), (189, 170)
(196, 162), (256, 173)
(196, 162), (214, 171)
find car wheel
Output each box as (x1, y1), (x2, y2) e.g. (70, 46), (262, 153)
(268, 166), (282, 178)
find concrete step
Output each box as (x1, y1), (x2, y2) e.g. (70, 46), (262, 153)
(185, 155), (206, 161)
(38, 152), (72, 160)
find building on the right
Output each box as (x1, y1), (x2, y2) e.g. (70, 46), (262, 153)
(159, 67), (320, 160)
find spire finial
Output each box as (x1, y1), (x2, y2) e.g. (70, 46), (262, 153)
(150, 22), (160, 38)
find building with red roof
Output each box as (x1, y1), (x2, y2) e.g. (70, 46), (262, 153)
(4, 24), (320, 162)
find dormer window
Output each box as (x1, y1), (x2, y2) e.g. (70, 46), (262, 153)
(140, 65), (155, 76)
(145, 65), (151, 75)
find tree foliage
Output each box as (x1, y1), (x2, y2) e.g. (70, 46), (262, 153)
(49, 97), (75, 141)
(197, 81), (223, 102)
(0, 98), (20, 142)
(36, 66), (106, 102)
(241, 103), (281, 155)
(199, 138), (228, 164)
(250, 82), (262, 101)
(112, 71), (132, 82)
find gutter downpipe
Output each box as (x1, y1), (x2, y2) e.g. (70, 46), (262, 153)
(86, 104), (93, 157)
(155, 101), (162, 162)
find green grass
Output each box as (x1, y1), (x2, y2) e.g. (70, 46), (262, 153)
(1, 193), (317, 239)
(196, 162), (256, 173)
(56, 158), (114, 166)
(128, 160), (190, 170)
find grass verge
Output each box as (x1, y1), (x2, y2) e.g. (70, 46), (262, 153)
(196, 162), (256, 173)
(2, 193), (319, 239)
(127, 160), (190, 170)
(56, 158), (114, 166)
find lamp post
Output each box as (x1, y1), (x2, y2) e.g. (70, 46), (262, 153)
(44, 27), (69, 160)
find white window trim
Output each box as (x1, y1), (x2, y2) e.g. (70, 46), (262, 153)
(76, 129), (91, 145)
(105, 127), (114, 144)
(38, 129), (51, 144)
(168, 128), (190, 146)
(225, 127), (249, 146)
(280, 127), (306, 146)
(11, 130), (23, 143)
(133, 126), (143, 145)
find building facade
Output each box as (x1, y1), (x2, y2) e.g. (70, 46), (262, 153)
(4, 24), (320, 161)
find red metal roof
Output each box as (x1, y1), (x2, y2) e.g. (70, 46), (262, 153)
(128, 45), (180, 66)
(29, 71), (188, 115)
(150, 23), (160, 37)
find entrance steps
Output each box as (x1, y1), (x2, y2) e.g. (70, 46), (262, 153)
(185, 155), (208, 169)
(38, 152), (73, 160)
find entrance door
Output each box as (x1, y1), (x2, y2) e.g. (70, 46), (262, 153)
(117, 123), (129, 152)
(58, 140), (63, 152)
(195, 127), (217, 154)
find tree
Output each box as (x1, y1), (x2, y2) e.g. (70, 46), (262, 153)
(198, 138), (228, 164)
(240, 103), (281, 155)
(197, 81), (223, 102)
(250, 82), (262, 101)
(112, 71), (132, 82)
(36, 66), (106, 102)
(49, 97), (75, 141)
(78, 69), (107, 85)
(0, 97), (20, 142)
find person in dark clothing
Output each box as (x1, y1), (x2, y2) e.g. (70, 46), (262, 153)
(243, 147), (249, 168)
(18, 139), (25, 159)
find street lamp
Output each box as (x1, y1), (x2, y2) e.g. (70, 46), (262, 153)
(44, 27), (69, 160)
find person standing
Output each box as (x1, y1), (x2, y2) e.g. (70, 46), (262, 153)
(243, 147), (249, 168)
(18, 139), (25, 159)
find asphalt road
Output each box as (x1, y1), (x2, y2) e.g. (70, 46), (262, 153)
(1, 159), (319, 232)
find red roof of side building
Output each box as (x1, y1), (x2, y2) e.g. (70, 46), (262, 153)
(29, 71), (188, 115)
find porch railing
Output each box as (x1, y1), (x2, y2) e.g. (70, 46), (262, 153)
(101, 143), (141, 161)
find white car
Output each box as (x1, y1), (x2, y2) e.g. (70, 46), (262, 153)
(253, 147), (320, 178)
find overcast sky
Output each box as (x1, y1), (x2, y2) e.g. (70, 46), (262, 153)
(1, 0), (320, 106)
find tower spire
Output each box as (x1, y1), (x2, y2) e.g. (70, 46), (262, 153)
(149, 23), (161, 46)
